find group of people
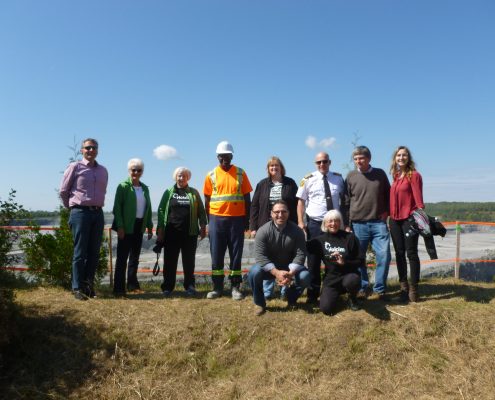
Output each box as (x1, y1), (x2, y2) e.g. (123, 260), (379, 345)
(60, 138), (425, 317)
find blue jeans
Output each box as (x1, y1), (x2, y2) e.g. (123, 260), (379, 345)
(68, 208), (104, 291)
(248, 265), (311, 307)
(262, 279), (286, 299)
(208, 214), (245, 289)
(352, 220), (391, 294)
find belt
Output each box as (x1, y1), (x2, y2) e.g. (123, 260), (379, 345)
(71, 205), (102, 211)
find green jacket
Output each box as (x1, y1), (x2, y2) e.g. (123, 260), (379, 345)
(112, 178), (153, 234)
(157, 185), (207, 236)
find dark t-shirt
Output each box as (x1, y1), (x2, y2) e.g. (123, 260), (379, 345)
(167, 186), (190, 231)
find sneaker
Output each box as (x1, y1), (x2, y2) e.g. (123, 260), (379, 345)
(74, 290), (88, 301)
(231, 287), (244, 301)
(207, 290), (222, 299)
(254, 305), (266, 316)
(185, 286), (197, 296)
(162, 290), (172, 297)
(348, 296), (361, 311)
(356, 289), (369, 299)
(368, 292), (390, 301)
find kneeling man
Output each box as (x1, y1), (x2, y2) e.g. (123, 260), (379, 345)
(248, 200), (311, 315)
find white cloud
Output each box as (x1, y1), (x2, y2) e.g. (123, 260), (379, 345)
(305, 135), (337, 149)
(305, 135), (317, 149)
(319, 137), (337, 148)
(153, 145), (178, 161)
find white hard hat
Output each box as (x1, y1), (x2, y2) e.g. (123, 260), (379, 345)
(216, 140), (234, 154)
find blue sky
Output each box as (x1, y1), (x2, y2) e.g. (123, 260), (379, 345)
(2, 0), (494, 211)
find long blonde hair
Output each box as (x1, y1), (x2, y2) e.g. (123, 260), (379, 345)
(390, 146), (416, 180)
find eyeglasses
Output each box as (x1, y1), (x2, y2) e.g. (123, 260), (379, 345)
(131, 168), (142, 173)
(315, 159), (329, 165)
(84, 146), (98, 151)
(272, 210), (288, 214)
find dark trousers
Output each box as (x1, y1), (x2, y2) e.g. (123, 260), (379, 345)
(161, 225), (198, 292)
(319, 273), (360, 315)
(114, 218), (144, 293)
(306, 217), (324, 300)
(389, 218), (421, 285)
(208, 214), (245, 290)
(69, 207), (104, 291)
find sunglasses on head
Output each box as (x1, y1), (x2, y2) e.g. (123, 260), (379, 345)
(84, 145), (98, 151)
(315, 159), (329, 165)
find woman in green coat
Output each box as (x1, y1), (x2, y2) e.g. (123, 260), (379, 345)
(112, 158), (153, 296)
(157, 167), (207, 296)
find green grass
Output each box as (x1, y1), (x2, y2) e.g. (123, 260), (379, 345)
(2, 278), (495, 399)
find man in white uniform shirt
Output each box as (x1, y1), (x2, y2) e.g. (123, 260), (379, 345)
(296, 152), (347, 304)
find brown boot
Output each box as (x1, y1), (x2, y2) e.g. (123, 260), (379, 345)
(399, 281), (409, 303)
(409, 284), (419, 302)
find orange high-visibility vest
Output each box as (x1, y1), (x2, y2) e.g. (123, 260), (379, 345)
(203, 165), (252, 216)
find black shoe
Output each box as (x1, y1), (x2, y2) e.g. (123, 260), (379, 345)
(74, 290), (88, 301)
(306, 296), (319, 305)
(398, 290), (409, 303)
(348, 296), (361, 311)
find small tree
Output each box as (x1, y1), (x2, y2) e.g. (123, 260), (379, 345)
(0, 189), (27, 269)
(21, 206), (108, 288)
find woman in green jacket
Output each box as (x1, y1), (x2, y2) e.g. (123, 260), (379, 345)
(157, 167), (207, 296)
(112, 158), (153, 296)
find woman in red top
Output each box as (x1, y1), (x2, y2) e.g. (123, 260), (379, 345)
(389, 146), (425, 303)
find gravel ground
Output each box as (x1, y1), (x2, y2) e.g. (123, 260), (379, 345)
(107, 225), (495, 284)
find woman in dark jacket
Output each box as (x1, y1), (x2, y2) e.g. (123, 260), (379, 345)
(156, 167), (207, 296)
(307, 209), (363, 315)
(249, 156), (298, 299)
(112, 158), (153, 296)
(249, 156), (298, 238)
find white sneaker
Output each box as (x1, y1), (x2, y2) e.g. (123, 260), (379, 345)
(231, 287), (244, 301)
(207, 290), (222, 299)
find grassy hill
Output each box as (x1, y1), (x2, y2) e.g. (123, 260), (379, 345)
(2, 279), (495, 399)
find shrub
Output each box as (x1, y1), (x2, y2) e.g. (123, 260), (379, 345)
(0, 189), (27, 269)
(21, 206), (108, 288)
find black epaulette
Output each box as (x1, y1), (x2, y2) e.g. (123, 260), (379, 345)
(299, 173), (313, 187)
(332, 172), (342, 176)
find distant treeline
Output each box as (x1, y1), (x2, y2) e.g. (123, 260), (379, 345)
(425, 202), (495, 222)
(25, 203), (495, 224)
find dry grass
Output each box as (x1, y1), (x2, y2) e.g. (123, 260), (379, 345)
(2, 278), (495, 399)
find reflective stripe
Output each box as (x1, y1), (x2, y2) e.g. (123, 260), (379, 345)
(210, 194), (245, 202)
(229, 270), (242, 276)
(212, 270), (225, 276)
(209, 166), (244, 199)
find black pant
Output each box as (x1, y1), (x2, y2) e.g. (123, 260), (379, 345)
(306, 217), (324, 300)
(114, 218), (144, 293)
(319, 273), (360, 315)
(161, 225), (198, 292)
(389, 218), (420, 285)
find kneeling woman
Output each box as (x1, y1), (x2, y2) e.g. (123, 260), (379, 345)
(307, 210), (363, 315)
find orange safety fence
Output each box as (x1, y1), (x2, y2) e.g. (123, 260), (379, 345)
(2, 222), (495, 278)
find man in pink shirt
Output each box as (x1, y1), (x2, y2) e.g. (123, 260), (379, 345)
(60, 138), (108, 300)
